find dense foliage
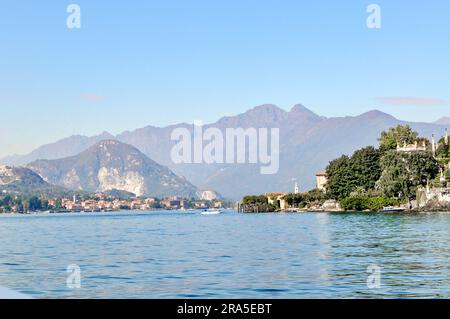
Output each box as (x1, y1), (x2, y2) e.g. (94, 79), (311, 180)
(0, 195), (48, 213)
(282, 189), (326, 208)
(324, 125), (441, 210)
(377, 150), (439, 199)
(242, 195), (276, 212)
(325, 146), (382, 199)
(339, 197), (402, 211)
(436, 137), (450, 161)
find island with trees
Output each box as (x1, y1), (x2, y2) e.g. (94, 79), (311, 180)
(241, 125), (450, 213)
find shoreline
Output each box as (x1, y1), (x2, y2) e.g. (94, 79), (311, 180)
(3, 207), (450, 216)
(0, 208), (230, 216)
(246, 206), (450, 214)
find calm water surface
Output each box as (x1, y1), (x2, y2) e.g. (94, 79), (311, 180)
(1, 210), (449, 298)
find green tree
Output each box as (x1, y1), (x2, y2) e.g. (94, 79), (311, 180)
(377, 150), (439, 200)
(28, 196), (43, 211)
(378, 125), (418, 152)
(13, 198), (24, 213)
(304, 189), (326, 205)
(242, 195), (276, 212)
(340, 197), (402, 211)
(325, 155), (354, 199)
(436, 137), (450, 160)
(350, 146), (382, 191)
(282, 193), (306, 208)
(2, 195), (13, 206)
(325, 147), (382, 199)
(54, 198), (62, 209)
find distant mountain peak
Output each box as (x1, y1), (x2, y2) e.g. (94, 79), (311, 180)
(89, 139), (151, 162)
(0, 165), (47, 187)
(245, 104), (286, 116)
(98, 131), (114, 138)
(290, 104), (309, 113)
(359, 109), (397, 120)
(434, 117), (450, 125)
(289, 104), (322, 120)
(215, 104), (287, 127)
(96, 139), (124, 148)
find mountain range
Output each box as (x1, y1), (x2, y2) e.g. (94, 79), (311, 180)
(2, 104), (449, 200)
(26, 140), (199, 198)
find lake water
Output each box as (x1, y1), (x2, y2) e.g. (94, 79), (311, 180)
(1, 210), (449, 299)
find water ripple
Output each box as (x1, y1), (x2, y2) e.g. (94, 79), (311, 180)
(0, 211), (449, 298)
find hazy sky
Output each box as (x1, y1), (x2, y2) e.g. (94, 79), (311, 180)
(1, 1), (449, 157)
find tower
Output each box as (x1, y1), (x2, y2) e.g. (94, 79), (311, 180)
(294, 182), (299, 194)
(445, 128), (448, 146)
(432, 134), (436, 156)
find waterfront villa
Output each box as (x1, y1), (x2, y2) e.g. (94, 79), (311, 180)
(396, 140), (427, 152)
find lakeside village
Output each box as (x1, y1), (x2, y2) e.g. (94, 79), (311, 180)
(0, 192), (227, 215)
(2, 125), (449, 215)
(241, 125), (450, 213)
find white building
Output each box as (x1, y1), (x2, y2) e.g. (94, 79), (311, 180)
(396, 140), (427, 152)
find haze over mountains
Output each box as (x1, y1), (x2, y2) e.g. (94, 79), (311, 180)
(2, 104), (449, 200)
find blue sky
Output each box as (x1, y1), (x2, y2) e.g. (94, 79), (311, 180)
(1, 0), (449, 157)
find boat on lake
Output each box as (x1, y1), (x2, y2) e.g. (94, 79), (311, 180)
(201, 209), (222, 215)
(379, 206), (406, 213)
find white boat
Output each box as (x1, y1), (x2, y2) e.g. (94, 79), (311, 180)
(379, 206), (406, 213)
(201, 209), (222, 215)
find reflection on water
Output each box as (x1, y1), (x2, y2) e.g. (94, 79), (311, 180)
(0, 211), (449, 298)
